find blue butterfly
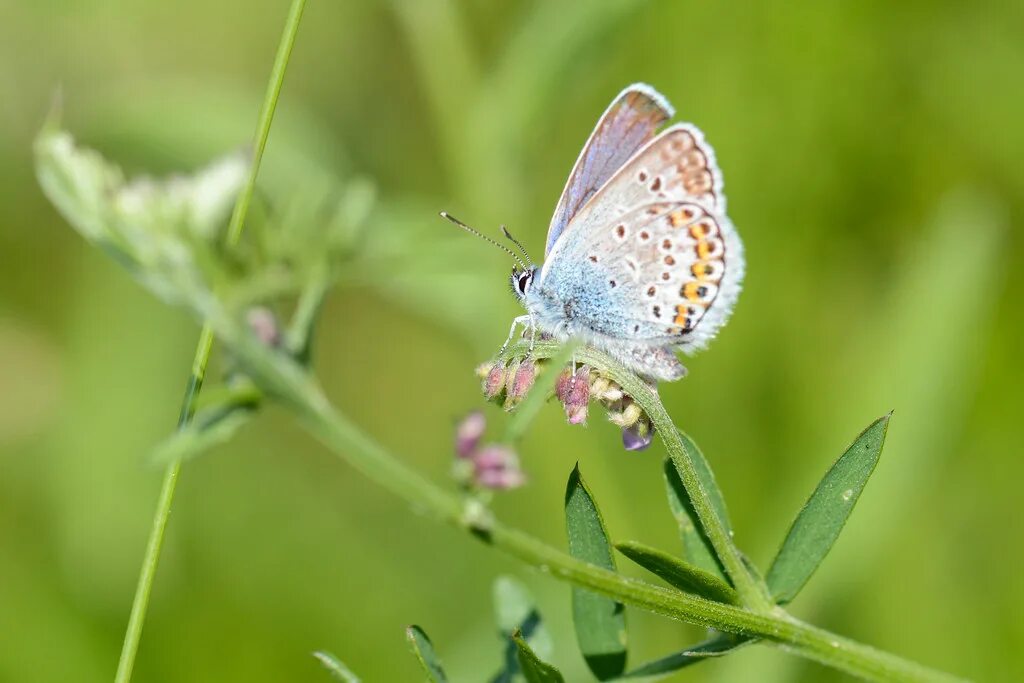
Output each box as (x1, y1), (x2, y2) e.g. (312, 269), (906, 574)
(447, 84), (744, 382)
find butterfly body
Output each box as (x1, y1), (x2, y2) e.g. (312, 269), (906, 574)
(508, 84), (744, 382)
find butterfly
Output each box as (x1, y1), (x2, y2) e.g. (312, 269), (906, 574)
(445, 83), (744, 382)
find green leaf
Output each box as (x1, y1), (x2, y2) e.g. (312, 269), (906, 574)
(513, 631), (565, 683)
(662, 442), (728, 582)
(766, 414), (891, 604)
(312, 651), (361, 682)
(615, 541), (738, 604)
(565, 465), (627, 679)
(405, 625), (448, 682)
(622, 633), (751, 678)
(148, 403), (256, 465)
(491, 576), (553, 683)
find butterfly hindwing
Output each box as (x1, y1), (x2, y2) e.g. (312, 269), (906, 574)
(541, 199), (741, 352)
(545, 84), (674, 256)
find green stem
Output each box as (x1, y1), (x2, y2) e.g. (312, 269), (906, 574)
(112, 2), (306, 681)
(190, 309), (962, 683)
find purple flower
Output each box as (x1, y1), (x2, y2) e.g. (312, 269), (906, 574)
(622, 420), (654, 452)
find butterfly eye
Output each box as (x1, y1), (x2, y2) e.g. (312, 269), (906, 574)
(517, 272), (532, 294)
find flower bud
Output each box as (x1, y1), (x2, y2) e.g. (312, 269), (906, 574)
(455, 411), (486, 459)
(473, 445), (526, 490)
(556, 366), (591, 425)
(508, 360), (537, 399)
(481, 363), (507, 399)
(246, 306), (280, 347)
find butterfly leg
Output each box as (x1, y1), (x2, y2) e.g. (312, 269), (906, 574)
(499, 315), (532, 354)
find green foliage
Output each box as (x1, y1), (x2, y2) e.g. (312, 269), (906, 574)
(16, 1), (1014, 681)
(512, 632), (565, 683)
(313, 651), (361, 682)
(615, 540), (738, 604)
(766, 414), (891, 604)
(406, 626), (448, 683)
(663, 456), (726, 581)
(564, 465), (628, 680)
(621, 633), (750, 679)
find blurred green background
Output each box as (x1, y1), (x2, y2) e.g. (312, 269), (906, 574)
(2, 1), (1022, 681)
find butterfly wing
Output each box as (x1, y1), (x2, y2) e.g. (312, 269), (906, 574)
(539, 126), (742, 354)
(545, 84), (674, 256)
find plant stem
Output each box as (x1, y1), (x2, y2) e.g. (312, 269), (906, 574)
(501, 341), (770, 608)
(112, 2), (306, 681)
(191, 310), (962, 683)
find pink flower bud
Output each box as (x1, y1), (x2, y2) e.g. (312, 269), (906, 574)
(246, 307), (280, 347)
(455, 411), (486, 459)
(473, 445), (526, 490)
(507, 360), (537, 400)
(556, 366), (591, 425)
(482, 363), (507, 399)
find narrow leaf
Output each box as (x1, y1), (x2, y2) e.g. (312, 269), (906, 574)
(313, 651), (361, 682)
(513, 631), (565, 683)
(148, 404), (255, 465)
(766, 414), (891, 604)
(406, 626), (448, 682)
(615, 541), (738, 604)
(622, 633), (751, 678)
(491, 576), (552, 683)
(662, 439), (728, 582)
(565, 465), (627, 679)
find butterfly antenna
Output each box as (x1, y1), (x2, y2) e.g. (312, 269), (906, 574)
(501, 225), (533, 265)
(439, 211), (527, 269)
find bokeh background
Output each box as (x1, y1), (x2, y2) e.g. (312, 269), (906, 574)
(2, 1), (1022, 681)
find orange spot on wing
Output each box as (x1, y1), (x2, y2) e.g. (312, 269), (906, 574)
(689, 222), (711, 239)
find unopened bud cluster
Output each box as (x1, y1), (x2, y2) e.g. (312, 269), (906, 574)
(477, 356), (655, 451)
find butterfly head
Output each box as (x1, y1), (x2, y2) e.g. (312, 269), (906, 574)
(509, 265), (537, 302)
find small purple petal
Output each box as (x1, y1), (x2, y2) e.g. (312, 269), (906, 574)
(455, 411), (486, 458)
(622, 423), (654, 451)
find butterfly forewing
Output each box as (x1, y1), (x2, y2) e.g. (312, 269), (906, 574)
(545, 84), (674, 255)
